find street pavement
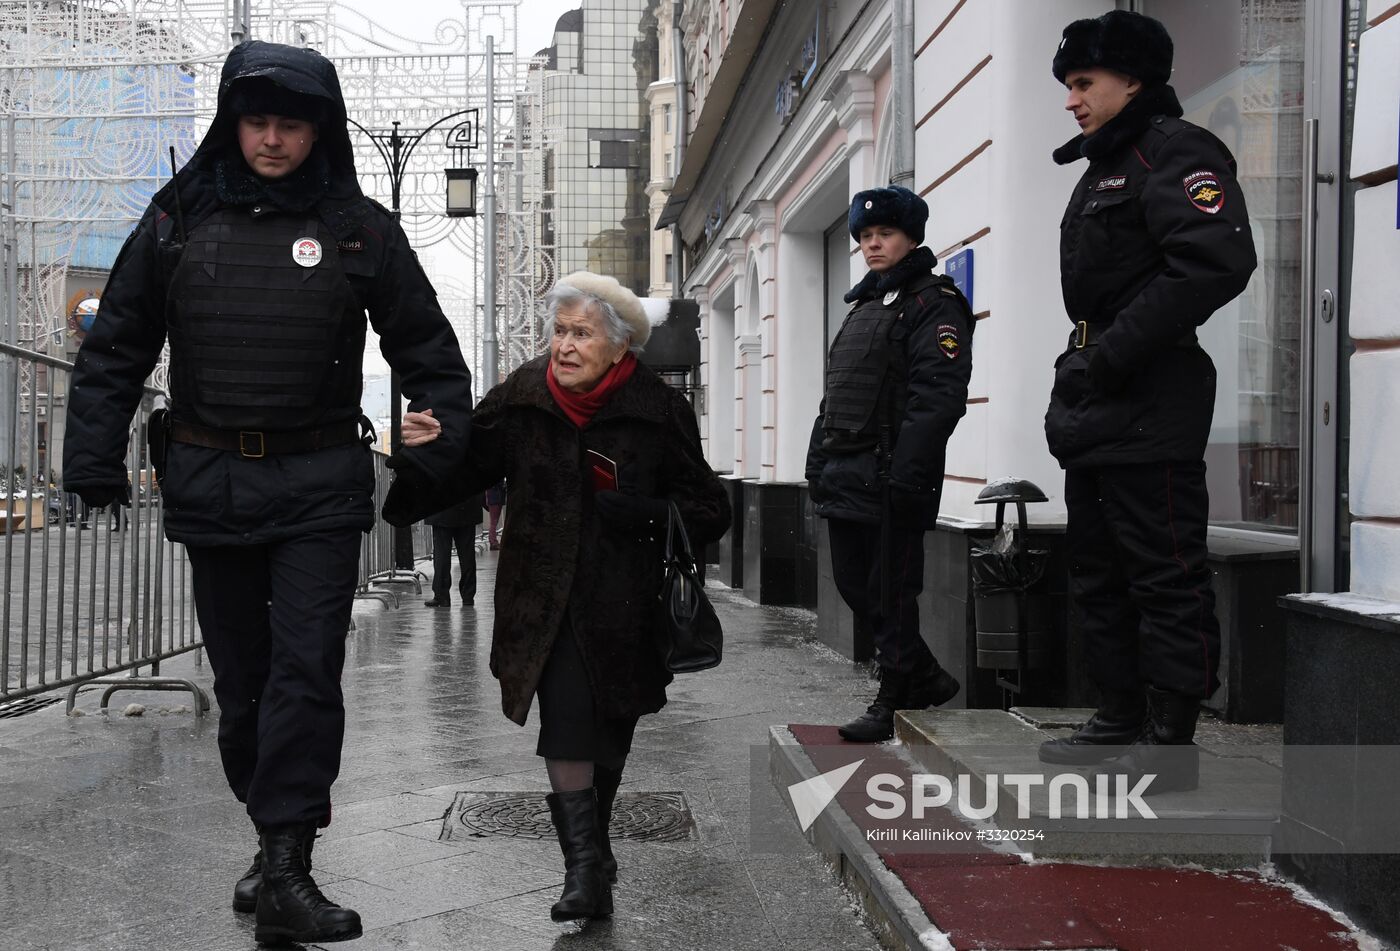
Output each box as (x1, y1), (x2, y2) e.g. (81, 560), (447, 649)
(0, 549), (887, 951)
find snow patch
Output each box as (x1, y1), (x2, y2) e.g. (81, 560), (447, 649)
(917, 926), (955, 951)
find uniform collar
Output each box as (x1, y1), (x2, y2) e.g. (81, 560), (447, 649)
(844, 245), (939, 304)
(1051, 83), (1184, 166)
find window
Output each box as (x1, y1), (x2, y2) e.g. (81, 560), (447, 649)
(664, 151), (672, 178)
(1139, 0), (1306, 532)
(663, 103), (672, 132)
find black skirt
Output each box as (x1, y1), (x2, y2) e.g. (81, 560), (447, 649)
(534, 618), (638, 768)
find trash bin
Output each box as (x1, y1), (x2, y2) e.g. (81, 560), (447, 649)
(971, 479), (1050, 672)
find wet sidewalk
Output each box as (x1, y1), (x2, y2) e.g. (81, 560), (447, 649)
(0, 552), (886, 951)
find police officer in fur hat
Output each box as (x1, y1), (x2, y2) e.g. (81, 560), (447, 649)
(1037, 11), (1257, 790)
(63, 41), (473, 942)
(806, 185), (975, 742)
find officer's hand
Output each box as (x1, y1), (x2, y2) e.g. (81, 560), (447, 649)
(1087, 349), (1129, 394)
(808, 476), (833, 506)
(594, 489), (669, 533)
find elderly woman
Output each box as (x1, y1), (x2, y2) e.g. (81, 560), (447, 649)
(388, 272), (730, 921)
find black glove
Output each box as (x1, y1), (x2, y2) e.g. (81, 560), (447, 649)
(381, 453), (435, 527)
(808, 476), (833, 506)
(594, 489), (669, 533)
(1087, 348), (1129, 394)
(70, 484), (122, 508)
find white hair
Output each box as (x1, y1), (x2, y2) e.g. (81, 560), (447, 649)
(543, 281), (645, 354)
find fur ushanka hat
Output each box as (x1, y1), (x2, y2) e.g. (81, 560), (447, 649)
(848, 185), (928, 244)
(1052, 10), (1173, 87)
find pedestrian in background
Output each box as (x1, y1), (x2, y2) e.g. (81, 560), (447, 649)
(62, 40), (472, 944)
(424, 493), (482, 607)
(806, 185), (975, 743)
(1037, 11), (1256, 792)
(388, 271), (730, 922)
(484, 478), (506, 549)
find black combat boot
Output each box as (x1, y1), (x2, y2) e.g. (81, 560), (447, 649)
(254, 824), (361, 944)
(547, 789), (613, 921)
(1100, 686), (1201, 794)
(1038, 689), (1147, 765)
(594, 765), (624, 883)
(232, 831), (317, 913)
(904, 661), (961, 711)
(838, 668), (907, 743)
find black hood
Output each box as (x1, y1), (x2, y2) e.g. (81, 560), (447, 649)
(154, 41), (366, 230)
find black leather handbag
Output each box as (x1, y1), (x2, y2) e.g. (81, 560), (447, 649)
(655, 502), (723, 673)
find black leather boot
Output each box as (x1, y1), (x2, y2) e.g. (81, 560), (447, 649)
(904, 663), (961, 710)
(838, 668), (907, 743)
(254, 824), (361, 944)
(232, 851), (261, 913)
(1038, 689), (1147, 765)
(232, 832), (317, 913)
(547, 789), (613, 921)
(594, 765), (624, 883)
(1100, 686), (1201, 794)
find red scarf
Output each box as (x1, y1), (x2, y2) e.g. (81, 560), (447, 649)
(545, 352), (637, 428)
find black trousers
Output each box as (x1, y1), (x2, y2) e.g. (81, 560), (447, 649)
(1065, 462), (1221, 700)
(431, 525), (477, 601)
(535, 620), (638, 770)
(827, 518), (936, 675)
(186, 529), (361, 827)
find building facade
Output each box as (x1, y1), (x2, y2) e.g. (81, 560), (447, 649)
(536, 0), (661, 295)
(672, 0), (1399, 938)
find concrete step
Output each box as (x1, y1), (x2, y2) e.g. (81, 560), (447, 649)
(894, 708), (1281, 866)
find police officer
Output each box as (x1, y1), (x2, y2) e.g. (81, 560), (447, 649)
(806, 186), (974, 743)
(1036, 12), (1257, 791)
(62, 42), (473, 943)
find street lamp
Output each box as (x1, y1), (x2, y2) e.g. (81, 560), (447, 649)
(444, 167), (478, 217)
(347, 109), (479, 571)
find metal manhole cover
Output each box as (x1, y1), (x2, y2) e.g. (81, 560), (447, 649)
(0, 696), (63, 719)
(442, 792), (696, 842)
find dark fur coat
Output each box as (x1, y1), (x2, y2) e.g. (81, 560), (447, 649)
(446, 355), (730, 725)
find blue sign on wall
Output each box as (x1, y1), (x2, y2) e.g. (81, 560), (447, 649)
(945, 247), (974, 309)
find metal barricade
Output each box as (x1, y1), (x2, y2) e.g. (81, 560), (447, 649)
(355, 448), (433, 610)
(0, 343), (207, 717)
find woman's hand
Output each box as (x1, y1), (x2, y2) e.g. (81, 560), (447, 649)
(402, 408), (442, 447)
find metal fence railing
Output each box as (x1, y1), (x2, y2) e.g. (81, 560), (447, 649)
(0, 343), (206, 716)
(0, 343), (436, 711)
(356, 445), (433, 610)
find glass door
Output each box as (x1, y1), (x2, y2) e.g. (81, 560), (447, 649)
(1134, 1), (1347, 590)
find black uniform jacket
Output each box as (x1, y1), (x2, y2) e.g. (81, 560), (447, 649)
(805, 246), (975, 528)
(1046, 83), (1256, 469)
(386, 356), (730, 725)
(63, 41), (472, 545)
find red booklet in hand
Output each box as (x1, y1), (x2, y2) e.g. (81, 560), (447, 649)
(585, 450), (618, 492)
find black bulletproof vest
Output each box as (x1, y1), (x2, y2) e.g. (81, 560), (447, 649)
(822, 275), (940, 440)
(166, 206), (361, 431)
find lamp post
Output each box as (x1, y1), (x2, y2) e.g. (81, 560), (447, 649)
(347, 109), (478, 570)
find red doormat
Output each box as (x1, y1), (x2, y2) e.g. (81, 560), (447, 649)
(787, 724), (1360, 950)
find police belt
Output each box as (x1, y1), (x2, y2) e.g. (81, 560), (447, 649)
(1071, 320), (1198, 351)
(170, 420), (363, 459)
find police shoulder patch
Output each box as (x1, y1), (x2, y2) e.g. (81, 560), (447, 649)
(1183, 170), (1225, 215)
(936, 324), (960, 360)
